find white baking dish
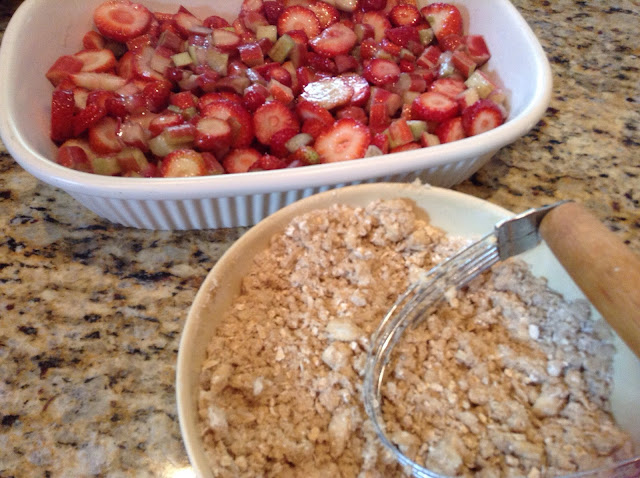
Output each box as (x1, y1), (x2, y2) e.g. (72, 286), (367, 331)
(0, 0), (552, 230)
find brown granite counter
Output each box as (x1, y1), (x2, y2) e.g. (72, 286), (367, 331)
(0, 0), (638, 476)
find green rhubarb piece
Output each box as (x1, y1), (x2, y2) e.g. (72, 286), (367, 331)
(206, 50), (229, 76)
(285, 133), (314, 153)
(172, 51), (193, 67)
(407, 120), (428, 141)
(268, 34), (295, 63)
(365, 145), (384, 158)
(374, 50), (394, 61)
(465, 71), (495, 99)
(149, 134), (176, 157)
(182, 106), (198, 120)
(91, 156), (122, 176)
(256, 25), (278, 44)
(167, 104), (182, 114)
(419, 27), (434, 45)
(438, 51), (455, 77)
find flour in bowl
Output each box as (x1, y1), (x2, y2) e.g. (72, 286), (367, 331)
(198, 199), (633, 477)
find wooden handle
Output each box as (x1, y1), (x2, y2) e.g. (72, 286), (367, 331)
(539, 202), (640, 358)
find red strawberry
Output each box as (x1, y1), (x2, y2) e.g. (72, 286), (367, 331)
(336, 105), (368, 124)
(269, 127), (299, 157)
(57, 142), (92, 172)
(390, 141), (421, 153)
(50, 89), (76, 143)
(339, 74), (371, 107)
(194, 116), (233, 153)
(173, 11), (210, 37)
(465, 35), (491, 65)
(242, 83), (270, 112)
(300, 77), (354, 110)
(93, 0), (153, 43)
(222, 147), (262, 173)
(411, 91), (459, 122)
(238, 41), (265, 67)
(149, 112), (183, 137)
(307, 2), (339, 29)
(142, 81), (172, 112)
(263, 1), (285, 25)
(363, 58), (401, 87)
(389, 4), (421, 27)
(314, 118), (371, 163)
(73, 102), (107, 136)
(253, 101), (300, 145)
(201, 152), (225, 175)
(360, 0), (387, 12)
(277, 6), (321, 39)
(89, 116), (123, 154)
(212, 28), (242, 52)
(435, 115), (465, 143)
(429, 77), (466, 99)
(309, 22), (357, 57)
(82, 31), (106, 50)
(46, 55), (84, 87)
(203, 15), (231, 29)
(200, 100), (255, 148)
(386, 25), (420, 47)
(70, 72), (127, 91)
(160, 149), (207, 177)
(248, 154), (289, 171)
(421, 3), (463, 42)
(387, 118), (414, 148)
(461, 99), (504, 136)
(361, 12), (391, 42)
(296, 100), (333, 125)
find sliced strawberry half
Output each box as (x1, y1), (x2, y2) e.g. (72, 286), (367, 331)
(160, 149), (207, 177)
(50, 88), (76, 143)
(309, 22), (357, 57)
(421, 3), (463, 42)
(361, 12), (391, 43)
(461, 99), (504, 136)
(222, 147), (262, 173)
(300, 77), (354, 110)
(200, 100), (255, 148)
(307, 2), (339, 29)
(277, 6), (321, 39)
(194, 116), (232, 153)
(363, 58), (401, 87)
(314, 118), (371, 163)
(411, 91), (460, 122)
(89, 116), (123, 154)
(435, 115), (465, 143)
(93, 0), (153, 43)
(74, 48), (117, 73)
(46, 55), (84, 86)
(389, 4), (421, 27)
(253, 101), (300, 145)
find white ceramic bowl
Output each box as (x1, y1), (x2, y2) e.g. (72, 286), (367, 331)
(0, 0), (552, 230)
(176, 183), (640, 477)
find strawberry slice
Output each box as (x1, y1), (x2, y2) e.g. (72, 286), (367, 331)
(339, 74), (371, 107)
(50, 89), (76, 143)
(248, 153), (289, 171)
(200, 100), (255, 148)
(93, 0), (153, 43)
(461, 99), (504, 136)
(194, 116), (232, 154)
(89, 116), (123, 154)
(309, 23), (357, 57)
(429, 77), (466, 99)
(73, 102), (107, 136)
(300, 77), (354, 110)
(82, 31), (107, 50)
(314, 118), (371, 163)
(435, 115), (465, 143)
(253, 101), (300, 145)
(411, 91), (460, 122)
(361, 12), (391, 43)
(307, 2), (339, 29)
(46, 56), (84, 86)
(363, 58), (401, 87)
(389, 4), (421, 27)
(421, 3), (463, 42)
(160, 149), (207, 177)
(74, 49), (117, 73)
(277, 6), (321, 39)
(222, 147), (262, 173)
(263, 1), (285, 25)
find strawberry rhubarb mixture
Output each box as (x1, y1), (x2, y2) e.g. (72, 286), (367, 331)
(198, 198), (634, 477)
(47, 0), (506, 177)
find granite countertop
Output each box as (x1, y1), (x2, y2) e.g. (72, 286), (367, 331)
(0, 0), (638, 476)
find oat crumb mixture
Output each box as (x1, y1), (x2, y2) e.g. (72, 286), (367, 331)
(198, 199), (634, 477)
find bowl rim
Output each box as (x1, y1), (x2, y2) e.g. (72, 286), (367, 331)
(0, 0), (552, 201)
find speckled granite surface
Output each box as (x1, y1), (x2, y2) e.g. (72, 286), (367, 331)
(0, 0), (638, 476)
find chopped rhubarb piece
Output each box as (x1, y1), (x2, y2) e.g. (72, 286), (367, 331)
(57, 142), (92, 172)
(465, 34), (491, 65)
(315, 118), (371, 163)
(200, 100), (255, 148)
(386, 118), (414, 148)
(93, 0), (152, 42)
(429, 77), (466, 99)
